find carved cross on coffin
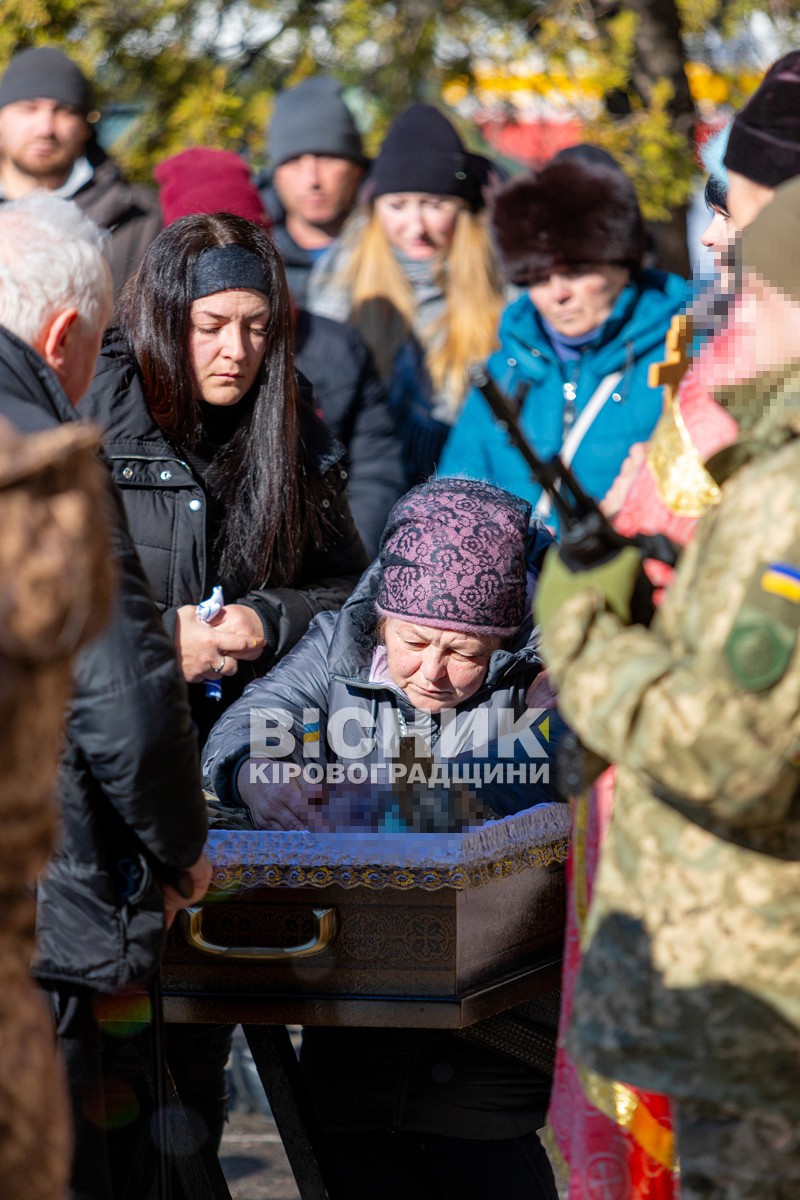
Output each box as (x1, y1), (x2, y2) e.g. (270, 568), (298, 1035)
(648, 313), (693, 403)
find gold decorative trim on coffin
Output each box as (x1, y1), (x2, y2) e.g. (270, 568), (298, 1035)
(577, 1061), (678, 1173)
(647, 395), (722, 518)
(209, 836), (570, 894)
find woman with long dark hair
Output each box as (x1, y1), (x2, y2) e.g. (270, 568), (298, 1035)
(79, 212), (368, 1174)
(81, 211), (368, 743)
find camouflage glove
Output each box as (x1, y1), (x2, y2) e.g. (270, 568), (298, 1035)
(534, 544), (644, 632)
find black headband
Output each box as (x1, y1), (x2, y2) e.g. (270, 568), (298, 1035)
(190, 244), (271, 301)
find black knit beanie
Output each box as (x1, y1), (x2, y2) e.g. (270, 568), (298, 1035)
(553, 142), (623, 172)
(724, 50), (800, 189)
(267, 76), (367, 169)
(0, 46), (94, 116)
(370, 103), (488, 210)
(490, 158), (645, 285)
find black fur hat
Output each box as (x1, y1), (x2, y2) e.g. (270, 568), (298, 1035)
(490, 159), (645, 285)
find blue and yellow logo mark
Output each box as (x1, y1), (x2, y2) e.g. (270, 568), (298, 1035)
(303, 719), (321, 755)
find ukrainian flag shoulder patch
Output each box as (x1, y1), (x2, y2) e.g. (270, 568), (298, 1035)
(761, 563), (800, 604)
(726, 561), (800, 691)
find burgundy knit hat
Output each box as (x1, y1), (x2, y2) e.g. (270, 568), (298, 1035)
(490, 158), (645, 285)
(154, 148), (271, 227)
(724, 51), (800, 188)
(376, 478), (531, 636)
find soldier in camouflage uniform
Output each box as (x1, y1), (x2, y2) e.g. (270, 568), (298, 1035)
(534, 176), (800, 1199)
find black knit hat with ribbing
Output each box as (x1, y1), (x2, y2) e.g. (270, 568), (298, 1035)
(724, 50), (800, 188)
(0, 46), (93, 116)
(370, 103), (488, 210)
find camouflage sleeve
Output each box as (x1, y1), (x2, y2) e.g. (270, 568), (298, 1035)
(540, 440), (800, 831)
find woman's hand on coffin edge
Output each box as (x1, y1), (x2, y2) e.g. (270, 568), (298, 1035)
(237, 759), (321, 831)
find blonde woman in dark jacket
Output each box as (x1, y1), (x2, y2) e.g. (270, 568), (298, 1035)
(309, 104), (507, 485)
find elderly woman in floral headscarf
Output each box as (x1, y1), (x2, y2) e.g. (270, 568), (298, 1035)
(204, 477), (567, 1200)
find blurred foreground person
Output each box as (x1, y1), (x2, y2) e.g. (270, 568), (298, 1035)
(0, 193), (210, 1200)
(723, 49), (800, 228)
(546, 331), (738, 1194)
(0, 417), (113, 1200)
(535, 175), (800, 1199)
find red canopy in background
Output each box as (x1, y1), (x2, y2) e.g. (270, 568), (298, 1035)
(476, 114), (726, 170)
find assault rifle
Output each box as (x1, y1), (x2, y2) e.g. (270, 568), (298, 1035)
(468, 363), (680, 575)
(470, 362), (681, 796)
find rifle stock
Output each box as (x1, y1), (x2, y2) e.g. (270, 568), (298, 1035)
(467, 364), (678, 571)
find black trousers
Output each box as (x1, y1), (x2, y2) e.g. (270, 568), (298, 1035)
(317, 1128), (558, 1200)
(46, 983), (233, 1200)
(46, 984), (115, 1200)
(102, 1020), (233, 1199)
(300, 1026), (558, 1200)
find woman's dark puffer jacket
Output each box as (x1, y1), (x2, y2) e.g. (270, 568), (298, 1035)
(80, 337), (370, 732)
(294, 309), (405, 557)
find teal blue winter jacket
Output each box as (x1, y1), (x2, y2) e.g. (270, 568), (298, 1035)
(438, 269), (686, 533)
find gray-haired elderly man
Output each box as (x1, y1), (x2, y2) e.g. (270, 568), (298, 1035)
(0, 192), (210, 1199)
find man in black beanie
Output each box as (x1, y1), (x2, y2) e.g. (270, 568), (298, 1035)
(0, 45), (161, 298)
(724, 49), (800, 228)
(258, 75), (369, 305)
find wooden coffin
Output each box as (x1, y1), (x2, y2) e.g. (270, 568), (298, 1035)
(162, 804), (569, 1028)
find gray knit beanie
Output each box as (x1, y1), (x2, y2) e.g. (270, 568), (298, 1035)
(267, 76), (367, 169)
(0, 46), (94, 117)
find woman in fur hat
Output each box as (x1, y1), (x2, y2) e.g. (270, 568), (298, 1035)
(307, 103), (507, 487)
(439, 155), (687, 531)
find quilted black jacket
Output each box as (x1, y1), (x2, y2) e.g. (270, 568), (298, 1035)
(0, 324), (208, 991)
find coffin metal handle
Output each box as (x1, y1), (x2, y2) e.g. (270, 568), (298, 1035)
(182, 905), (337, 960)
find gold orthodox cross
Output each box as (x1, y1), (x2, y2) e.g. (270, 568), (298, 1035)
(648, 313), (693, 404)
